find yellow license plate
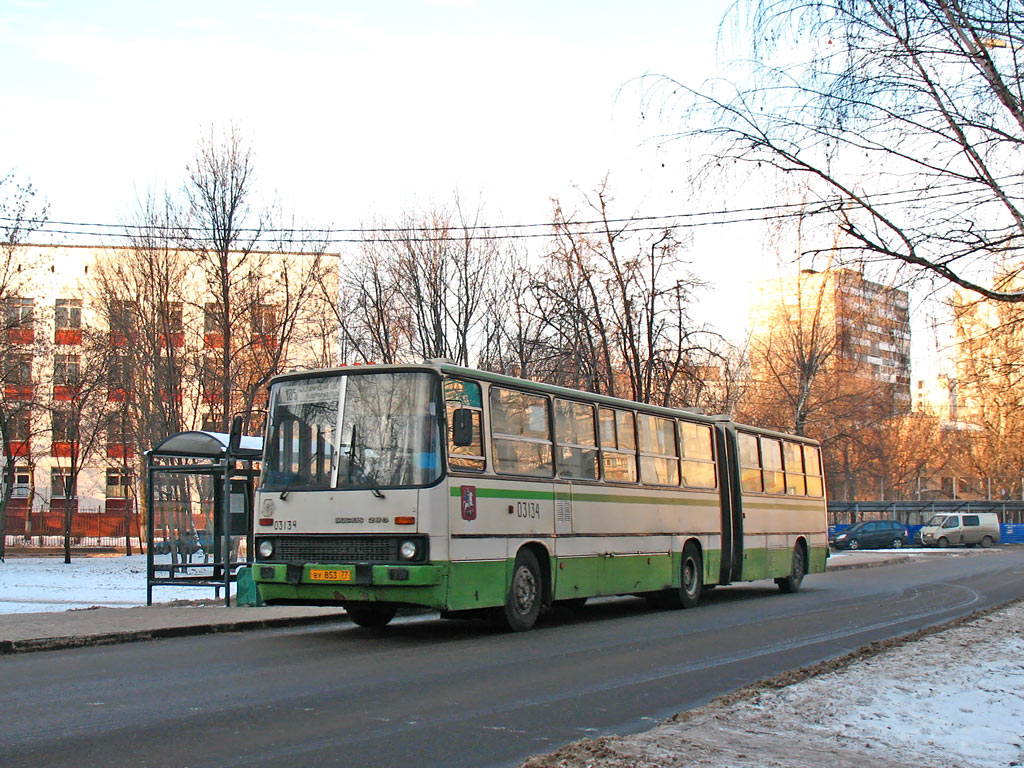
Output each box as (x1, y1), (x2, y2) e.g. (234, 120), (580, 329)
(309, 568), (352, 582)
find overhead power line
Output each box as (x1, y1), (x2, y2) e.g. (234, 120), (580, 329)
(3, 176), (1021, 245)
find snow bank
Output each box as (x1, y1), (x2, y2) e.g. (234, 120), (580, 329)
(0, 555), (233, 613)
(523, 601), (1024, 768)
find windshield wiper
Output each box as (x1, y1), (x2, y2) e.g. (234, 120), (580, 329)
(347, 425), (385, 499)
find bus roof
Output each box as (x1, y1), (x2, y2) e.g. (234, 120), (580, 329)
(267, 362), (821, 446)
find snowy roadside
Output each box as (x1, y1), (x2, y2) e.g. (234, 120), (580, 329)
(0, 555), (231, 612)
(522, 599), (1024, 768)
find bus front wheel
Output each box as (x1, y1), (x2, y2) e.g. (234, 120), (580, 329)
(496, 549), (543, 632)
(346, 602), (397, 628)
(657, 543), (703, 610)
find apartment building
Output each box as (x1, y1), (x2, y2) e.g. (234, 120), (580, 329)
(1, 244), (337, 523)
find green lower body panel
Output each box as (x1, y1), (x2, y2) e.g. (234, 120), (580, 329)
(253, 542), (818, 611)
(809, 545), (828, 574)
(255, 562), (450, 609)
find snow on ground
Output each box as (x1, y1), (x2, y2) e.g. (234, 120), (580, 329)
(0, 554), (232, 612)
(522, 599), (1024, 768)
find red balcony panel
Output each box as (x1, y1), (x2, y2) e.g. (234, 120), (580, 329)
(204, 332), (224, 349)
(52, 441), (78, 458)
(4, 384), (34, 400)
(106, 444), (134, 460)
(108, 388), (129, 402)
(201, 390), (224, 405)
(53, 384), (79, 401)
(252, 334), (278, 351)
(159, 389), (183, 404)
(159, 331), (185, 348)
(104, 498), (134, 515)
(7, 328), (34, 344)
(55, 328), (82, 345)
(8, 440), (30, 457)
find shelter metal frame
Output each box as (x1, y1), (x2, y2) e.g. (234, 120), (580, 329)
(145, 430), (261, 606)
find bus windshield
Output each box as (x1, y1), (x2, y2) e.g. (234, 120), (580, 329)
(261, 371), (441, 492)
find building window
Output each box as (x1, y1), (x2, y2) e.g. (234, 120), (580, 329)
(204, 303), (223, 348)
(55, 298), (82, 329)
(105, 468), (132, 499)
(12, 466), (32, 498)
(4, 353), (32, 385)
(4, 297), (34, 343)
(5, 297), (34, 328)
(51, 409), (79, 444)
(54, 354), (81, 386)
(160, 301), (184, 347)
(50, 467), (74, 499)
(109, 300), (137, 346)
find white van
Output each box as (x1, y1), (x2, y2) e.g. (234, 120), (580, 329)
(917, 512), (1001, 548)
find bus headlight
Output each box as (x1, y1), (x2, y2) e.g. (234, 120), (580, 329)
(258, 540), (275, 559)
(399, 540), (418, 560)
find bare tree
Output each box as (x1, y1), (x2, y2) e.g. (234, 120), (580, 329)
(46, 330), (115, 563)
(180, 125), (331, 433)
(0, 173), (48, 560)
(527, 183), (717, 406)
(650, 0), (1024, 300)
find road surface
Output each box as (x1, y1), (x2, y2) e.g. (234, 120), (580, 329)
(2, 549), (1022, 768)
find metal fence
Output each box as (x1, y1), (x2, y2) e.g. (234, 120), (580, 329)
(828, 500), (1024, 526)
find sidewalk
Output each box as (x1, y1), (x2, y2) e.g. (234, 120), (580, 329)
(0, 550), (905, 655)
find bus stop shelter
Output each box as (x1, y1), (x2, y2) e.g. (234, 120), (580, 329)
(145, 429), (262, 606)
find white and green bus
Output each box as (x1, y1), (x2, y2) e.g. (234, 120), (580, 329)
(252, 362), (828, 631)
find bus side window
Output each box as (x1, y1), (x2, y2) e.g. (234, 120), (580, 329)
(555, 399), (599, 480)
(490, 387), (553, 477)
(599, 408), (638, 482)
(783, 441), (806, 495)
(738, 432), (762, 493)
(804, 445), (824, 497)
(761, 438), (785, 494)
(444, 378), (485, 472)
(680, 421), (717, 489)
(637, 413), (680, 486)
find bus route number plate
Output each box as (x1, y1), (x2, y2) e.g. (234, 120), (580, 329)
(309, 568), (352, 582)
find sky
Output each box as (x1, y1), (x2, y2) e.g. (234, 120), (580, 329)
(1, 2), (783, 331)
(0, 1), (722, 229)
(0, 0), (953, 363)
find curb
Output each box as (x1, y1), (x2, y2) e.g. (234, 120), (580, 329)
(0, 611), (348, 656)
(826, 554), (911, 571)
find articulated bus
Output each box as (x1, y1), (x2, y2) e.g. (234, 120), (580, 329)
(252, 362), (828, 631)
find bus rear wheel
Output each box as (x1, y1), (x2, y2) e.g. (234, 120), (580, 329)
(346, 602), (397, 628)
(775, 543), (806, 594)
(495, 549), (543, 632)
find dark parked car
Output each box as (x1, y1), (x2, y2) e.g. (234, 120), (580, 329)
(830, 520), (909, 550)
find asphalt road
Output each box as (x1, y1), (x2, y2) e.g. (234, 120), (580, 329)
(3, 549), (1024, 768)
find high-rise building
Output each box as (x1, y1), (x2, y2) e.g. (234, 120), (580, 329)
(748, 268), (911, 414)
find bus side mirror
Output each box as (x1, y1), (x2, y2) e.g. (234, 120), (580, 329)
(452, 409), (475, 447)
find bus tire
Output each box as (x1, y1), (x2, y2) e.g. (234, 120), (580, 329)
(346, 602), (397, 628)
(496, 549), (543, 632)
(776, 542), (806, 594)
(659, 543), (703, 610)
